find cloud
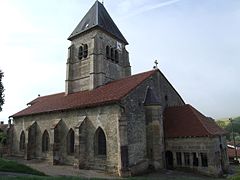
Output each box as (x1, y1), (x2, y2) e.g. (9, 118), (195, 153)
(120, 0), (181, 19)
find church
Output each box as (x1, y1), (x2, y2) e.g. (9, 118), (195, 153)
(9, 1), (229, 177)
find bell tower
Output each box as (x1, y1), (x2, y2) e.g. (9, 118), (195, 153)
(65, 1), (131, 94)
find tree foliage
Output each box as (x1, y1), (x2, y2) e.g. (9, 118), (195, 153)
(0, 132), (7, 145)
(218, 117), (240, 141)
(0, 69), (4, 112)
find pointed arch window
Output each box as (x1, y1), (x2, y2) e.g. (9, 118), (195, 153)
(94, 127), (106, 156)
(67, 128), (75, 155)
(106, 45), (110, 59)
(83, 44), (88, 58)
(115, 50), (119, 63)
(19, 131), (25, 151)
(111, 48), (114, 61)
(42, 130), (50, 152)
(78, 46), (83, 60)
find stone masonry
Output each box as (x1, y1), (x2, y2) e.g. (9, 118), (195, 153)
(9, 1), (229, 177)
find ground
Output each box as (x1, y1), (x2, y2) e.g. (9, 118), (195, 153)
(1, 156), (230, 179)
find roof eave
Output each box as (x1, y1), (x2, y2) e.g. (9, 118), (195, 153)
(11, 99), (120, 119)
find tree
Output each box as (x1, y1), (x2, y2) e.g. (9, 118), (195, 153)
(0, 132), (7, 145)
(0, 69), (4, 112)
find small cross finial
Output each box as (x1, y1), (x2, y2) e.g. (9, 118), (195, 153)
(102, 0), (104, 5)
(153, 60), (159, 69)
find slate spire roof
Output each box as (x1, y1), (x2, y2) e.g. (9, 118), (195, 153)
(68, 1), (128, 44)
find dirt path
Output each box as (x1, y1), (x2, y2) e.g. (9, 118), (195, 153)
(5, 157), (117, 179)
(4, 156), (230, 179)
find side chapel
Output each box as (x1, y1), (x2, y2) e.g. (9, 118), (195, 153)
(9, 1), (229, 176)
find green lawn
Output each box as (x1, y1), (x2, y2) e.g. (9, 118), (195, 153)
(0, 158), (45, 176)
(0, 177), (99, 180)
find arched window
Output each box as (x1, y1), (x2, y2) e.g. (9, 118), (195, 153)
(111, 48), (114, 61)
(115, 50), (119, 63)
(42, 130), (50, 152)
(106, 46), (110, 59)
(19, 131), (25, 151)
(67, 128), (75, 155)
(94, 127), (106, 156)
(78, 46), (83, 60)
(83, 44), (88, 58)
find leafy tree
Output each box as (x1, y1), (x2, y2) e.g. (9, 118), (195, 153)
(224, 117), (240, 141)
(0, 69), (4, 112)
(0, 132), (7, 145)
(216, 120), (227, 129)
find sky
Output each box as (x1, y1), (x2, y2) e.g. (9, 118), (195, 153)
(0, 0), (239, 122)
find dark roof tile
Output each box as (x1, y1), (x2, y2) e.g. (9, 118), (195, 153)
(68, 1), (128, 44)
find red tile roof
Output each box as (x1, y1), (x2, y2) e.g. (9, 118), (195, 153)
(227, 146), (240, 158)
(164, 104), (227, 138)
(12, 70), (157, 118)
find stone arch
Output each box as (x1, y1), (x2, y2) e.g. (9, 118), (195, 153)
(19, 130), (25, 151)
(94, 127), (107, 156)
(67, 128), (75, 155)
(42, 130), (50, 152)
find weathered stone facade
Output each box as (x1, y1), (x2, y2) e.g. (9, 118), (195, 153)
(11, 69), (185, 175)
(66, 29), (130, 94)
(12, 105), (122, 173)
(165, 136), (229, 176)
(9, 1), (229, 177)
(119, 72), (184, 175)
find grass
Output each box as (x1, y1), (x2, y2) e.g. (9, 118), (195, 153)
(228, 165), (240, 180)
(0, 177), (101, 180)
(0, 158), (45, 176)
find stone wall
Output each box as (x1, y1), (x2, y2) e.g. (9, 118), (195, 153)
(165, 136), (229, 176)
(121, 70), (184, 174)
(66, 29), (131, 93)
(12, 104), (122, 174)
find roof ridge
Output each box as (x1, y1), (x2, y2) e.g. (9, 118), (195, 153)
(38, 92), (65, 99)
(107, 69), (156, 84)
(12, 69), (158, 118)
(36, 70), (156, 100)
(118, 70), (157, 100)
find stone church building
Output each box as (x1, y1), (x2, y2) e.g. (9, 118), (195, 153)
(10, 1), (229, 177)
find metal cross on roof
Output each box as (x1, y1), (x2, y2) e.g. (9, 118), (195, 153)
(153, 60), (159, 69)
